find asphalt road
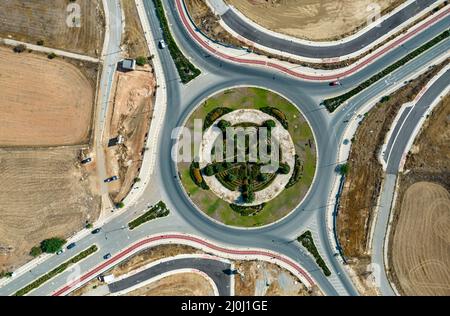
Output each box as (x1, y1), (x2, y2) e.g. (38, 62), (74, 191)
(108, 257), (231, 296)
(220, 0), (438, 58)
(0, 0), (449, 297)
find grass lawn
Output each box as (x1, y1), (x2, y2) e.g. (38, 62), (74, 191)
(178, 87), (316, 227)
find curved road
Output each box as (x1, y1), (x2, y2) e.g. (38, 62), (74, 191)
(108, 257), (231, 296)
(0, 0), (449, 297)
(216, 0), (438, 58)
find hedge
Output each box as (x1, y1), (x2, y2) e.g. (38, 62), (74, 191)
(230, 203), (265, 216)
(203, 107), (233, 130)
(298, 231), (331, 276)
(286, 155), (302, 188)
(152, 0), (201, 83)
(190, 161), (209, 190)
(323, 30), (450, 112)
(128, 201), (170, 230)
(14, 245), (98, 296)
(260, 107), (289, 129)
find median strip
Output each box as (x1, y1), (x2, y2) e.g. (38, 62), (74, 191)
(153, 0), (201, 83)
(128, 201), (170, 230)
(298, 231), (331, 277)
(14, 245), (98, 296)
(323, 30), (450, 112)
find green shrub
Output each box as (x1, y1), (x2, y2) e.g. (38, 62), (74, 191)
(14, 245), (98, 296)
(260, 107), (288, 129)
(13, 44), (26, 53)
(47, 52), (57, 59)
(128, 201), (170, 230)
(286, 155), (302, 188)
(136, 56), (147, 66)
(190, 161), (209, 190)
(218, 120), (231, 131)
(338, 163), (349, 176)
(30, 246), (42, 257)
(298, 231), (331, 276)
(263, 120), (276, 129)
(203, 107), (233, 130)
(277, 163), (291, 175)
(203, 165), (215, 176)
(230, 203), (265, 216)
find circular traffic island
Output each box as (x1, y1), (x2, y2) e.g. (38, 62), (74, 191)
(177, 87), (316, 227)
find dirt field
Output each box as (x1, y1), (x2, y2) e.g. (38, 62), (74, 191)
(0, 0), (104, 57)
(388, 94), (450, 296)
(0, 147), (101, 271)
(121, 0), (149, 58)
(0, 46), (95, 147)
(104, 66), (156, 203)
(126, 273), (215, 296)
(389, 182), (450, 296)
(337, 60), (449, 294)
(226, 0), (404, 41)
(234, 261), (320, 296)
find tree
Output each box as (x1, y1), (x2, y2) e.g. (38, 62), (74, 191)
(204, 165), (214, 176)
(116, 202), (125, 209)
(136, 56), (147, 66)
(40, 238), (66, 254)
(30, 246), (42, 257)
(278, 163), (291, 175)
(258, 173), (268, 182)
(339, 163), (349, 176)
(218, 120), (231, 131)
(47, 52), (57, 59)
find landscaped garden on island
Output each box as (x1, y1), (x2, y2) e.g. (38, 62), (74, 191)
(177, 87), (316, 227)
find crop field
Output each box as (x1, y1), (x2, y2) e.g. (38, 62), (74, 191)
(0, 46), (95, 147)
(0, 147), (101, 272)
(390, 182), (450, 296)
(0, 0), (105, 57)
(226, 0), (404, 41)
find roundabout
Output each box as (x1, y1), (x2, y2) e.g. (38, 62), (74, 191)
(177, 87), (317, 227)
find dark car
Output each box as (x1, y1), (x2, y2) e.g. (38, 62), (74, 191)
(91, 228), (102, 234)
(103, 253), (112, 260)
(66, 243), (76, 250)
(104, 176), (118, 183)
(329, 81), (341, 86)
(81, 157), (92, 165)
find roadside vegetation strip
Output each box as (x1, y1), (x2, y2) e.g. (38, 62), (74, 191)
(323, 30), (450, 112)
(153, 0), (201, 83)
(298, 231), (331, 277)
(14, 245), (98, 296)
(128, 201), (170, 230)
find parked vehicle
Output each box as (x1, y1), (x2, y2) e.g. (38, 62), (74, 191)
(81, 157), (92, 165)
(91, 228), (102, 234)
(104, 176), (118, 183)
(66, 243), (76, 250)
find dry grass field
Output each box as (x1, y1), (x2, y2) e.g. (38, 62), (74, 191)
(0, 46), (95, 147)
(121, 0), (149, 58)
(0, 0), (105, 57)
(226, 0), (404, 41)
(0, 147), (101, 271)
(390, 182), (450, 296)
(126, 273), (216, 296)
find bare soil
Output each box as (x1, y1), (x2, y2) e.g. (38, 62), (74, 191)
(337, 60), (449, 292)
(234, 260), (320, 296)
(226, 0), (404, 41)
(0, 46), (95, 147)
(126, 273), (215, 296)
(0, 0), (105, 57)
(121, 0), (149, 58)
(104, 66), (156, 203)
(0, 147), (101, 271)
(388, 95), (450, 296)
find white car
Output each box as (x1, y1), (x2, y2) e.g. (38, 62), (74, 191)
(159, 40), (166, 49)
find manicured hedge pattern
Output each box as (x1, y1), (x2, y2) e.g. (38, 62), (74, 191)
(14, 245), (98, 296)
(298, 231), (331, 276)
(153, 0), (201, 83)
(323, 30), (450, 112)
(128, 201), (170, 230)
(190, 161), (209, 190)
(286, 155), (302, 188)
(230, 203), (265, 216)
(203, 107), (233, 130)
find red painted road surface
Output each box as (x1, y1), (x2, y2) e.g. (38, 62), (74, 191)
(176, 0), (449, 81)
(52, 234), (314, 296)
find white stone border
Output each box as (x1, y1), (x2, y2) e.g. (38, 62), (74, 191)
(174, 85), (319, 230)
